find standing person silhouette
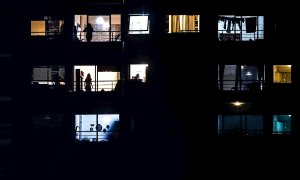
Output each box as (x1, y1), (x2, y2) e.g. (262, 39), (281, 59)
(83, 23), (94, 42)
(53, 72), (63, 86)
(84, 73), (93, 92)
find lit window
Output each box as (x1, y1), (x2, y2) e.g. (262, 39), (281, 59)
(218, 115), (264, 136)
(31, 21), (46, 36)
(167, 15), (200, 33)
(31, 19), (64, 36)
(74, 14), (121, 42)
(218, 65), (264, 91)
(75, 114), (120, 142)
(218, 15), (264, 41)
(130, 64), (148, 82)
(273, 65), (292, 83)
(129, 14), (150, 34)
(32, 65), (65, 85)
(73, 65), (120, 92)
(273, 115), (291, 134)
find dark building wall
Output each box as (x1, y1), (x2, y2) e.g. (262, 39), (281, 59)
(3, 0), (299, 179)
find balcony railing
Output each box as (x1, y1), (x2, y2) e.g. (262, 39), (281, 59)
(73, 80), (119, 92)
(218, 130), (264, 136)
(272, 131), (291, 135)
(31, 80), (120, 92)
(218, 30), (264, 41)
(77, 31), (121, 42)
(30, 79), (149, 93)
(31, 31), (121, 42)
(76, 131), (119, 142)
(218, 80), (265, 91)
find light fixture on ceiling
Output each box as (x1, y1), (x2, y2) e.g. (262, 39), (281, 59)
(232, 101), (244, 107)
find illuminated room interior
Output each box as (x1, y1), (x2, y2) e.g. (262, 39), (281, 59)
(129, 14), (150, 34)
(273, 115), (291, 134)
(31, 19), (64, 36)
(32, 66), (65, 85)
(167, 15), (200, 33)
(217, 15), (264, 41)
(74, 65), (120, 92)
(74, 14), (121, 42)
(31, 21), (46, 36)
(75, 114), (120, 142)
(219, 65), (263, 91)
(273, 65), (291, 83)
(130, 64), (148, 82)
(218, 115), (264, 135)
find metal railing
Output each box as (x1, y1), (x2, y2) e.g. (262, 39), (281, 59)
(77, 31), (121, 42)
(218, 80), (265, 91)
(30, 79), (149, 93)
(31, 32), (64, 41)
(218, 130), (264, 136)
(76, 131), (119, 142)
(31, 31), (122, 42)
(31, 80), (119, 92)
(218, 30), (264, 41)
(73, 80), (119, 92)
(272, 131), (291, 135)
(179, 30), (200, 33)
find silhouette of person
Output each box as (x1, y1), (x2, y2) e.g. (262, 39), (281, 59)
(73, 25), (79, 42)
(83, 23), (94, 42)
(134, 73), (140, 80)
(53, 72), (63, 86)
(60, 23), (64, 35)
(84, 73), (93, 92)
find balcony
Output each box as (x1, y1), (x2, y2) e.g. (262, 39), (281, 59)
(218, 65), (265, 92)
(218, 80), (264, 91)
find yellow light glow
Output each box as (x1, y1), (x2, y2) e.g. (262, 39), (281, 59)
(232, 101), (244, 107)
(31, 21), (46, 36)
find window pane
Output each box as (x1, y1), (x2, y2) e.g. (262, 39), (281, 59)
(273, 65), (291, 83)
(130, 64), (148, 82)
(32, 66), (65, 85)
(218, 15), (264, 41)
(75, 115), (97, 142)
(97, 114), (120, 142)
(111, 14), (121, 41)
(218, 115), (264, 136)
(129, 15), (150, 34)
(89, 16), (110, 42)
(273, 115), (291, 134)
(31, 21), (45, 36)
(167, 15), (200, 33)
(246, 115), (263, 135)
